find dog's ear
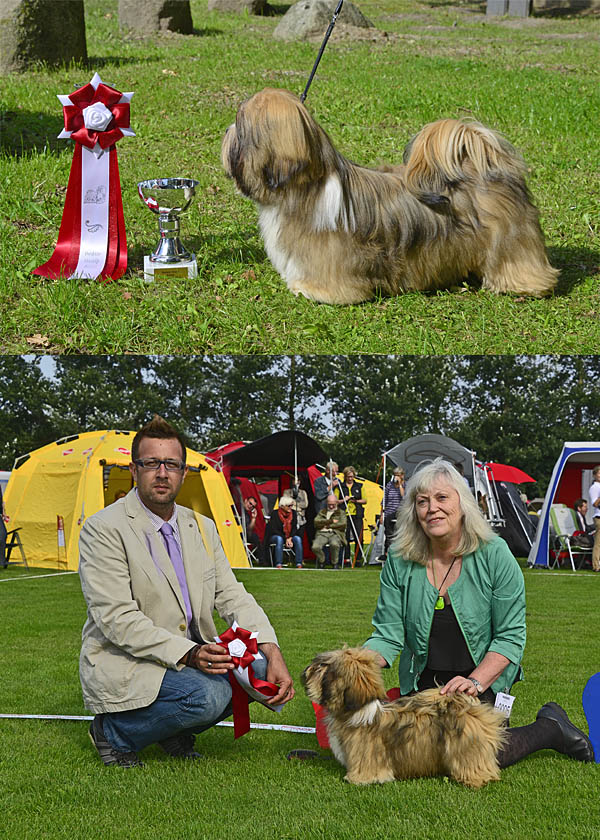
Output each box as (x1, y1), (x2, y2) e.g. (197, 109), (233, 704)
(343, 685), (366, 712)
(263, 159), (308, 191)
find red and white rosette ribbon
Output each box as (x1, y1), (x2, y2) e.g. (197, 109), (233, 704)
(33, 72), (134, 281)
(215, 622), (283, 739)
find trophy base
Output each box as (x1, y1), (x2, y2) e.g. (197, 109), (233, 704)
(143, 255), (198, 282)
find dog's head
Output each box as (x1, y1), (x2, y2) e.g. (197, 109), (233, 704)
(301, 647), (387, 715)
(221, 87), (337, 204)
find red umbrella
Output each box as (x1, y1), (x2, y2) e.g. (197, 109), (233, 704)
(485, 463), (535, 483)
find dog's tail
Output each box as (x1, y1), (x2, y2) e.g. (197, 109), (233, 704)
(402, 119), (529, 208)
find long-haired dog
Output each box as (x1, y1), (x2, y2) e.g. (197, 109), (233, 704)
(302, 647), (507, 788)
(221, 88), (558, 304)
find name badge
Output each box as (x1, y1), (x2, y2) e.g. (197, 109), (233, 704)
(494, 691), (515, 720)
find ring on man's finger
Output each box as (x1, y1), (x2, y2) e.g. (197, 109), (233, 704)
(207, 662), (212, 668)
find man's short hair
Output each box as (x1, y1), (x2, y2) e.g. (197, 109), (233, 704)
(593, 465), (600, 479)
(131, 415), (187, 463)
(574, 498), (586, 510)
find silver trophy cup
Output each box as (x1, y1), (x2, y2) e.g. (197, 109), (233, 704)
(138, 178), (199, 280)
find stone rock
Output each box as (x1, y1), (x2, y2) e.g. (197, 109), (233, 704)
(0, 0), (87, 73)
(118, 0), (194, 34)
(273, 0), (373, 41)
(208, 0), (269, 13)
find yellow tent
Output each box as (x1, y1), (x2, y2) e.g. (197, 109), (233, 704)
(4, 430), (249, 571)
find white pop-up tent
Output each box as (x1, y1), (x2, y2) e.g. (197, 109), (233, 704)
(528, 442), (600, 568)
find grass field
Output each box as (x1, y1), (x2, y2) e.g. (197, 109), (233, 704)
(1, 561), (598, 840)
(1, 0), (599, 354)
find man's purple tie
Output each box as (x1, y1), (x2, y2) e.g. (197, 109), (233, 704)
(160, 522), (193, 631)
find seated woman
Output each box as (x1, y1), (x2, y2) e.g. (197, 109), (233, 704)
(363, 459), (593, 767)
(268, 496), (304, 569)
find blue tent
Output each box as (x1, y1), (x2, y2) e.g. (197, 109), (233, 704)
(527, 442), (600, 568)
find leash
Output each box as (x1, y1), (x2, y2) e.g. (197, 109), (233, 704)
(300, 0), (344, 103)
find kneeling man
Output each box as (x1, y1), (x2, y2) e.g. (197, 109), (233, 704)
(79, 415), (294, 767)
(312, 494), (347, 569)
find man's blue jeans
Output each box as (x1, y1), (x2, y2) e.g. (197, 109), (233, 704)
(101, 654), (268, 753)
(269, 534), (303, 566)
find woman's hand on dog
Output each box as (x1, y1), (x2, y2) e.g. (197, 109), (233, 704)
(439, 675), (479, 697)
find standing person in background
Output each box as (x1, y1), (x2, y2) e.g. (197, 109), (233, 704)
(588, 466), (600, 572)
(282, 477), (309, 538)
(383, 467), (406, 554)
(336, 466), (366, 565)
(314, 461), (340, 512)
(0, 483), (8, 568)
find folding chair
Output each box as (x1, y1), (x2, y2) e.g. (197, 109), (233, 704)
(268, 543), (296, 567)
(244, 542), (259, 568)
(549, 505), (592, 571)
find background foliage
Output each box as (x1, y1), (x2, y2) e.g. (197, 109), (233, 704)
(0, 0), (598, 353)
(1, 354), (599, 494)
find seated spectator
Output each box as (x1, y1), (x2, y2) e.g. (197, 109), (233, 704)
(589, 465), (600, 573)
(312, 494), (347, 569)
(383, 468), (405, 554)
(243, 496), (267, 566)
(314, 461), (341, 512)
(573, 499), (594, 549)
(268, 497), (303, 569)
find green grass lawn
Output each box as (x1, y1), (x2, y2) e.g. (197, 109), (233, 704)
(1, 561), (598, 840)
(1, 0), (598, 353)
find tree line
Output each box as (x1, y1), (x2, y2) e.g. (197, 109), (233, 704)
(1, 355), (599, 494)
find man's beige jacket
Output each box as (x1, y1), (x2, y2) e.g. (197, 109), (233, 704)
(78, 490), (277, 713)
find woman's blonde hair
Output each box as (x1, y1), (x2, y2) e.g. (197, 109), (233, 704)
(392, 458), (494, 565)
(343, 466), (356, 481)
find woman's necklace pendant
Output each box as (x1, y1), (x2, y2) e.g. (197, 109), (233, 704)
(435, 595), (445, 610)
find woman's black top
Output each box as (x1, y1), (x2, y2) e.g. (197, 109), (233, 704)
(426, 599), (475, 671)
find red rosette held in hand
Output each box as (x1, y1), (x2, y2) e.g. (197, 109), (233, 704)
(215, 622), (283, 739)
(33, 72), (134, 281)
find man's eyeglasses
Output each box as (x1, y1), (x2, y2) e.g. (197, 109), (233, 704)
(133, 458), (186, 472)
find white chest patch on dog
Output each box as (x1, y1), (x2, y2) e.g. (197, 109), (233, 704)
(347, 700), (383, 727)
(258, 206), (303, 283)
(313, 174), (355, 233)
(328, 730), (346, 767)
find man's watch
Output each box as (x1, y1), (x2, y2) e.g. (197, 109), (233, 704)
(468, 677), (484, 694)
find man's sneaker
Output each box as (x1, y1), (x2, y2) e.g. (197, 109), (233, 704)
(89, 715), (143, 768)
(159, 733), (202, 759)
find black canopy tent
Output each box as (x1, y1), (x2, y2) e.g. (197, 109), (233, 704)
(221, 430), (328, 476)
(220, 430), (330, 558)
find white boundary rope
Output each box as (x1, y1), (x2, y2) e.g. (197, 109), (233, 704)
(0, 571), (77, 582)
(0, 713), (315, 734)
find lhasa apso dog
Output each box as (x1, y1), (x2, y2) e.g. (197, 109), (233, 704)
(302, 647), (506, 788)
(222, 88), (558, 304)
